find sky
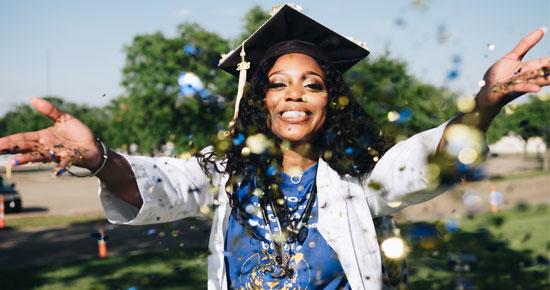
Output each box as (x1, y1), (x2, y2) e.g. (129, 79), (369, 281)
(0, 0), (548, 117)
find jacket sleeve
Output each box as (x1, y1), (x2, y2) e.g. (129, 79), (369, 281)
(362, 122), (450, 217)
(98, 153), (215, 225)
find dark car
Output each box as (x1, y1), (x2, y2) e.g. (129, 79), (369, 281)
(0, 176), (22, 213)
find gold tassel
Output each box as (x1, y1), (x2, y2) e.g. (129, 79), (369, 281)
(230, 44), (250, 128)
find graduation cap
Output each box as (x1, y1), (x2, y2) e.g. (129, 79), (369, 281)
(218, 4), (370, 123)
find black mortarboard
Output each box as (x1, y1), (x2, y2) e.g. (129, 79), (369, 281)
(218, 4), (370, 122)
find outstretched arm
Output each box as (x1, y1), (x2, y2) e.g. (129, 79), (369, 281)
(438, 27), (550, 152)
(0, 98), (142, 207)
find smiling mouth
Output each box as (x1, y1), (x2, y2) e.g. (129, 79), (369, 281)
(278, 110), (311, 123)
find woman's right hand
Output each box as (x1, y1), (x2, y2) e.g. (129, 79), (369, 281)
(0, 98), (102, 174)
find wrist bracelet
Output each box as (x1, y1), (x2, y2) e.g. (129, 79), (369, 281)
(67, 138), (108, 178)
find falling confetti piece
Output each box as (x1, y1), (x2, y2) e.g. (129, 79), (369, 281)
(456, 96), (476, 113)
(246, 134), (270, 154)
(387, 111), (400, 122)
(446, 69), (459, 80)
(487, 43), (496, 51)
(387, 201), (402, 208)
(458, 147), (478, 164)
(381, 237), (406, 259)
(5, 165), (12, 179)
(478, 80), (486, 87)
(178, 72), (204, 98)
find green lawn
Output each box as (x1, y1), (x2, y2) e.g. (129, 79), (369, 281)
(6, 213), (102, 229)
(0, 249), (208, 290)
(1, 205), (548, 290)
(405, 203), (549, 290)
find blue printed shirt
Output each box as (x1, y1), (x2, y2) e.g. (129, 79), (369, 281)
(225, 164), (350, 289)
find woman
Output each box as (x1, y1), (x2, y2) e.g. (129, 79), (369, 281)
(0, 5), (548, 290)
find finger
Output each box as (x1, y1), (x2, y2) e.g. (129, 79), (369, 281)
(11, 152), (49, 166)
(507, 83), (541, 94)
(508, 27), (547, 60)
(53, 158), (71, 177)
(30, 97), (67, 123)
(517, 57), (550, 73)
(0, 132), (40, 154)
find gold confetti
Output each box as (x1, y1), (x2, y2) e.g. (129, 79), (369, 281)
(387, 111), (400, 122)
(337, 96), (350, 107)
(5, 166), (12, 179)
(456, 96), (476, 113)
(381, 237), (407, 259)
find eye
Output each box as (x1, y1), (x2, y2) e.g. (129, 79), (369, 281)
(267, 82), (286, 89)
(305, 83), (325, 91)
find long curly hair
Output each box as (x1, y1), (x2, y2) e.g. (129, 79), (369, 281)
(200, 54), (390, 210)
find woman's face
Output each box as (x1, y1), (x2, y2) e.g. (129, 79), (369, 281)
(265, 53), (329, 143)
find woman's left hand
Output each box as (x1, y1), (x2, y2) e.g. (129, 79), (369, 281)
(475, 27), (549, 130)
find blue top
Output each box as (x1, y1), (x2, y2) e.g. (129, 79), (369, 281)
(224, 163), (350, 289)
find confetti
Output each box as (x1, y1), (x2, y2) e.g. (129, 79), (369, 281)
(5, 166), (11, 179)
(444, 124), (483, 158)
(178, 72), (204, 98)
(478, 80), (486, 87)
(183, 44), (199, 56)
(387, 201), (402, 208)
(487, 43), (496, 51)
(232, 133), (245, 146)
(246, 133), (271, 154)
(446, 69), (459, 80)
(337, 96), (350, 107)
(458, 147), (478, 164)
(387, 111), (400, 122)
(381, 237), (406, 259)
(456, 96), (476, 113)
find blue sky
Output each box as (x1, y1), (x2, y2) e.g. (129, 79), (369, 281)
(0, 0), (548, 116)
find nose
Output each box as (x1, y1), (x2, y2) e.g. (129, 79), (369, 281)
(284, 84), (305, 102)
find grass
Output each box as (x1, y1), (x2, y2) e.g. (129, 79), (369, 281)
(487, 169), (549, 182)
(1, 206), (548, 289)
(6, 212), (103, 229)
(404, 203), (549, 290)
(460, 203), (549, 256)
(0, 249), (208, 290)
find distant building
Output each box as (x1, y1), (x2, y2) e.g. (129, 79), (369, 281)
(489, 134), (547, 155)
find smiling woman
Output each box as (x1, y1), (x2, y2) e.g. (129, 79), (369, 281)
(266, 53), (329, 143)
(0, 3), (549, 290)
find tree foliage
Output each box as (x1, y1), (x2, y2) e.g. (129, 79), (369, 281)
(0, 96), (111, 141)
(1, 6), (544, 153)
(486, 95), (550, 144)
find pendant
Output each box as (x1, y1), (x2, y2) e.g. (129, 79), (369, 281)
(297, 226), (308, 243)
(267, 265), (293, 278)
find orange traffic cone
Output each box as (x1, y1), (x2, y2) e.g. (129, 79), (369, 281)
(97, 222), (108, 259)
(489, 184), (499, 213)
(0, 195), (6, 229)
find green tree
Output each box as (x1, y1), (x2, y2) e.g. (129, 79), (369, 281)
(486, 95), (550, 144)
(346, 55), (458, 140)
(119, 24), (235, 153)
(0, 97), (110, 141)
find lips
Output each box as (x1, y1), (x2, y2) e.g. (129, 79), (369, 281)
(278, 109), (310, 123)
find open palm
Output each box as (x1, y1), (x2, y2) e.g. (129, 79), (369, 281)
(0, 98), (100, 171)
(477, 28), (550, 112)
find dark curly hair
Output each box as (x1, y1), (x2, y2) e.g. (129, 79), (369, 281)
(200, 54), (390, 210)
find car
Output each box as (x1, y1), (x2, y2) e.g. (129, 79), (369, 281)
(0, 176), (22, 213)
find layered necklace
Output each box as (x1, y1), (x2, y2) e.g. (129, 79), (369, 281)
(259, 180), (317, 278)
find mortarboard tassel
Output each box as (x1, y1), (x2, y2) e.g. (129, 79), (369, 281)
(230, 44), (250, 127)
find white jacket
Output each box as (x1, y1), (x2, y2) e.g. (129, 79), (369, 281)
(99, 122), (449, 290)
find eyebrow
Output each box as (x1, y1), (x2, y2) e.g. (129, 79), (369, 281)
(268, 70), (324, 79)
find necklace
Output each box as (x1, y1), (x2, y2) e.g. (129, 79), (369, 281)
(259, 182), (317, 278)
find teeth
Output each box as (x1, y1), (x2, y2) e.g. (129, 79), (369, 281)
(282, 111), (306, 118)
